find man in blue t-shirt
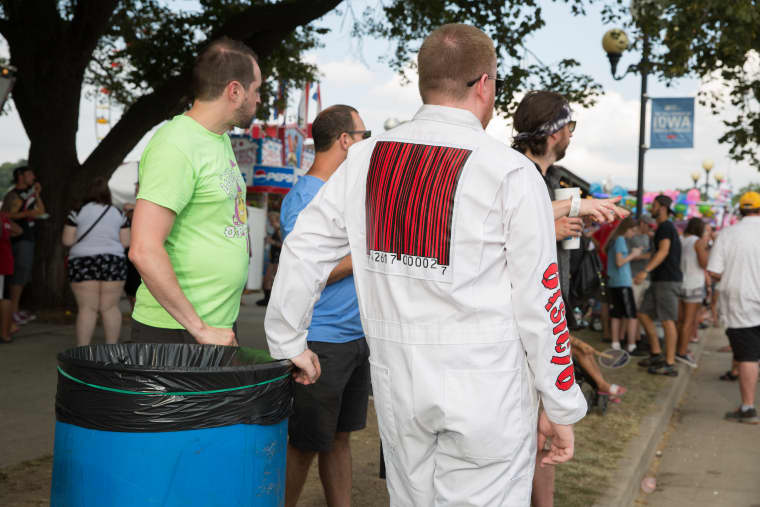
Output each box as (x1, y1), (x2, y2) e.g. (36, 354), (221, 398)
(279, 104), (370, 507)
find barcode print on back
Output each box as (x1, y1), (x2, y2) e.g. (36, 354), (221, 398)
(365, 141), (471, 266)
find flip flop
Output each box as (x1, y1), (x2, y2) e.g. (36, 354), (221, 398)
(608, 384), (627, 396)
(0, 337), (13, 344)
(597, 391), (622, 403)
(719, 371), (739, 381)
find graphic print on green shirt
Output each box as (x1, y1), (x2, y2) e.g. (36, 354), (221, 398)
(133, 115), (249, 330)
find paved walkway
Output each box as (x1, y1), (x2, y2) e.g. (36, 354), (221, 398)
(0, 295), (269, 469)
(642, 327), (760, 506)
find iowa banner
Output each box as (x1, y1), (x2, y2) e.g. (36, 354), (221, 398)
(650, 97), (694, 149)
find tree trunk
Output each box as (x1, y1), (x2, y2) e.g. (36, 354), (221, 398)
(3, 0), (116, 308)
(2, 0), (343, 309)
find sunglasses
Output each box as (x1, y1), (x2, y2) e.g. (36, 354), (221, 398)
(568, 120), (576, 133)
(346, 130), (372, 140)
(466, 74), (504, 95)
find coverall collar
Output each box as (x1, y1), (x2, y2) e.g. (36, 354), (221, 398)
(413, 105), (485, 132)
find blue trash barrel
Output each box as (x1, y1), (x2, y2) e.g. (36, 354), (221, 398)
(51, 344), (292, 507)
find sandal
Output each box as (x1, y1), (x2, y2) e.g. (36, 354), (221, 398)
(598, 385), (626, 404)
(597, 391), (622, 403)
(719, 371), (739, 381)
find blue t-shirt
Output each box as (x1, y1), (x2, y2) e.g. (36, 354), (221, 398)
(607, 236), (632, 288)
(280, 175), (363, 343)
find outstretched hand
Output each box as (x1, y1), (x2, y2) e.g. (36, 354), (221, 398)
(579, 196), (630, 223)
(290, 348), (321, 385)
(537, 410), (575, 467)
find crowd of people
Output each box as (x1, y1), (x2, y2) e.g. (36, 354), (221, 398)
(3, 21), (759, 506)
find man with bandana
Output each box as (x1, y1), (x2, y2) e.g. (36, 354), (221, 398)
(512, 90), (629, 507)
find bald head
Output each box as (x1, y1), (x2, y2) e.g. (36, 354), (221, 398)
(418, 24), (497, 103)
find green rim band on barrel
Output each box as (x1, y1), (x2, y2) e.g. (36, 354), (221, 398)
(57, 366), (289, 396)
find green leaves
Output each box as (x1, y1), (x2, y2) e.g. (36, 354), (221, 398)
(629, 0), (760, 169)
(358, 0), (602, 115)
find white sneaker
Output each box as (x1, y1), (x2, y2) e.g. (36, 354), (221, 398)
(611, 342), (622, 351)
(627, 343), (637, 353)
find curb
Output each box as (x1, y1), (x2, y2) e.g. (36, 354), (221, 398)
(593, 331), (709, 507)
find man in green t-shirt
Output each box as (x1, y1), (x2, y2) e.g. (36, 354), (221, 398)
(129, 37), (260, 347)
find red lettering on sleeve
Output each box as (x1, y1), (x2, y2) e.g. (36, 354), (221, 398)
(542, 263), (559, 290)
(555, 365), (575, 391)
(540, 263), (576, 392)
(554, 331), (570, 354)
(550, 302), (565, 324)
(545, 290), (562, 312)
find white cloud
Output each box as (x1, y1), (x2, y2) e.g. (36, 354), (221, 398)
(318, 59), (375, 86)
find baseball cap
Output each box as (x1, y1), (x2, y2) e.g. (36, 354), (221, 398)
(653, 194), (674, 215)
(739, 191), (760, 210)
(12, 165), (29, 180)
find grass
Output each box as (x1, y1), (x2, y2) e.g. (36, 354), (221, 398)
(554, 328), (669, 507)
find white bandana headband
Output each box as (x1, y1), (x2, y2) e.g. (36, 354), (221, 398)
(513, 104), (573, 141)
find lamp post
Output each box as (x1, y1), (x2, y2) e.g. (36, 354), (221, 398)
(702, 158), (714, 197)
(0, 64), (17, 111)
(602, 27), (650, 219)
(690, 171), (701, 189)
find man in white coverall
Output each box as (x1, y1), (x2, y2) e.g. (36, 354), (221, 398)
(265, 23), (587, 506)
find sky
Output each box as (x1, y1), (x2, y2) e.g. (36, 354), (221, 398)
(1, 0), (758, 193)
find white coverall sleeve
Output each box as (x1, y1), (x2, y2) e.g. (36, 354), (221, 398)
(264, 163), (351, 360)
(504, 167), (587, 425)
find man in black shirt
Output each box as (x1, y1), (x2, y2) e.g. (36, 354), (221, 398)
(634, 195), (683, 376)
(1, 166), (45, 324)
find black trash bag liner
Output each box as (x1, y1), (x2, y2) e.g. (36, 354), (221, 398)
(56, 343), (293, 433)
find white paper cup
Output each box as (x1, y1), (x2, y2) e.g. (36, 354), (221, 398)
(554, 187), (581, 250)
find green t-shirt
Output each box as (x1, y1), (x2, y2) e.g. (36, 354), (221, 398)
(133, 115), (249, 329)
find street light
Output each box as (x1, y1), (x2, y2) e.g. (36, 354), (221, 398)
(0, 64), (17, 111)
(602, 27), (650, 219)
(702, 158), (714, 196)
(690, 171), (701, 189)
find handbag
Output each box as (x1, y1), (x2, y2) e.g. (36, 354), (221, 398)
(64, 205), (111, 270)
(570, 237), (603, 303)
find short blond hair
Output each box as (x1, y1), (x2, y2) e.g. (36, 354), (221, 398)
(418, 24), (496, 103)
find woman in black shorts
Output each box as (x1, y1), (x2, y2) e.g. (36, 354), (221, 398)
(603, 217), (643, 352)
(62, 178), (130, 345)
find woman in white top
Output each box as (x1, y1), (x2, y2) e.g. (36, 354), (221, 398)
(677, 217), (710, 366)
(62, 178), (130, 345)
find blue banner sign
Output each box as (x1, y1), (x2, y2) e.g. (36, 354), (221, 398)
(650, 97), (694, 149)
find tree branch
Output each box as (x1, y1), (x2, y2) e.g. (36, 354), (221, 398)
(215, 0), (343, 41)
(80, 75), (189, 181)
(82, 0), (343, 178)
(68, 0), (119, 56)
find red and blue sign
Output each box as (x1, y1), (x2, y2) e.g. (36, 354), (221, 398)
(250, 165), (299, 194)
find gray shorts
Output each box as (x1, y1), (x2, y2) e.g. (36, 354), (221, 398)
(639, 281), (681, 322)
(9, 240), (35, 286)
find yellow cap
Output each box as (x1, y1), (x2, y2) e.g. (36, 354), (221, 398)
(739, 191), (760, 210)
